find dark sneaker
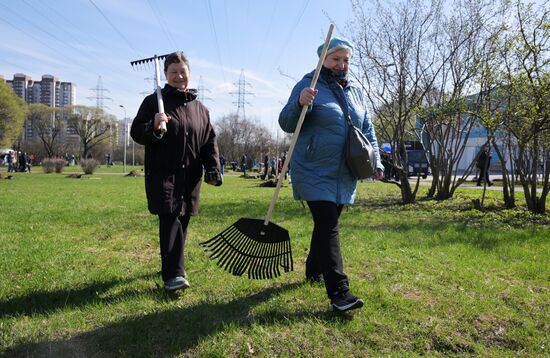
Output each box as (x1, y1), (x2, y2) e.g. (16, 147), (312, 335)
(164, 276), (190, 291)
(329, 289), (364, 312)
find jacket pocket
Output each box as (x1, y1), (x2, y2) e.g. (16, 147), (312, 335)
(305, 135), (317, 161)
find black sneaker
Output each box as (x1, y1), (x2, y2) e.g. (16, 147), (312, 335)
(329, 289), (364, 312)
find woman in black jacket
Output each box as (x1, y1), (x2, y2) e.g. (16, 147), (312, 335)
(131, 51), (222, 292)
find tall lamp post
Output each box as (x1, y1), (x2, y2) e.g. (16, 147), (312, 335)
(119, 104), (127, 173)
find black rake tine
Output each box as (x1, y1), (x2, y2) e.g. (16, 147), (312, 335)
(238, 239), (260, 279)
(222, 227), (257, 276)
(202, 224), (237, 248)
(225, 233), (254, 275)
(213, 226), (244, 265)
(286, 238), (294, 272)
(259, 243), (269, 279)
(221, 226), (257, 274)
(282, 239), (291, 271)
(266, 242), (277, 279)
(244, 238), (263, 279)
(267, 240), (278, 279)
(256, 242), (270, 279)
(220, 232), (250, 274)
(208, 226), (242, 259)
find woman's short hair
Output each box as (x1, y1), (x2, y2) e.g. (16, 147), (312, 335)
(164, 51), (190, 72)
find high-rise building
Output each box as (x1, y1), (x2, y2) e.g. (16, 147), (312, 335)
(5, 73), (76, 107)
(4, 73), (78, 144)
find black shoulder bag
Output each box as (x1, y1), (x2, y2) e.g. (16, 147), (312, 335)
(330, 86), (376, 179)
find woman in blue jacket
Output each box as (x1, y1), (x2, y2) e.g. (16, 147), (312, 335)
(279, 38), (383, 312)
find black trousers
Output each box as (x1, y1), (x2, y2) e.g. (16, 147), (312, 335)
(477, 167), (491, 185)
(158, 213), (191, 282)
(305, 201), (349, 297)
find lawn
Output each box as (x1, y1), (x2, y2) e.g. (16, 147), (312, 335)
(0, 170), (548, 357)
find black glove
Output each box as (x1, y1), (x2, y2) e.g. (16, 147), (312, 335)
(204, 169), (223, 186)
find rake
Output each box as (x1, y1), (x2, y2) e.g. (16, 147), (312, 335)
(130, 53), (171, 134)
(200, 24), (335, 279)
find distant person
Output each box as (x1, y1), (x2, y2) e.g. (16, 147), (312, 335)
(241, 154), (247, 175)
(219, 155), (226, 175)
(130, 51), (222, 292)
(25, 153), (32, 172)
(476, 145), (493, 186)
(6, 151), (13, 172)
(262, 153), (269, 179)
(279, 37), (383, 312)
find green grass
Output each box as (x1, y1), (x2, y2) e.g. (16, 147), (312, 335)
(0, 171), (548, 357)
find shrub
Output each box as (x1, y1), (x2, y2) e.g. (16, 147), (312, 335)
(81, 158), (100, 175)
(42, 158), (66, 174)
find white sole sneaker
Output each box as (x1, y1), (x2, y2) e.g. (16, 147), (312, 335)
(329, 298), (364, 312)
(164, 277), (190, 291)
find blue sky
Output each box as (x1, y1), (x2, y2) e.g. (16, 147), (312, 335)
(0, 0), (355, 134)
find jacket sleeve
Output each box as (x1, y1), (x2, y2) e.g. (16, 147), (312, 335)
(130, 96), (163, 146)
(278, 77), (313, 133)
(361, 97), (384, 171)
(199, 110), (220, 172)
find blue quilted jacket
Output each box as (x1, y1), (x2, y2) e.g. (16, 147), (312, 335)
(278, 69), (383, 204)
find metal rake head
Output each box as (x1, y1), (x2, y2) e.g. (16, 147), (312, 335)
(130, 53), (170, 70)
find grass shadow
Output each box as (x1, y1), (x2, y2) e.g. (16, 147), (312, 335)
(0, 272), (159, 318)
(4, 281), (351, 357)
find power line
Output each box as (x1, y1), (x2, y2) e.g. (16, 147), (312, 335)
(0, 2), (98, 68)
(255, 0), (279, 70)
(272, 0), (310, 69)
(88, 0), (141, 57)
(206, 0), (226, 82)
(146, 0), (178, 50)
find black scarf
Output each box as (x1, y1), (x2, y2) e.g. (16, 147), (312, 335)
(321, 66), (349, 88)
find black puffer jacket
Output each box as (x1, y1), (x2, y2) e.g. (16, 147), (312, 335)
(130, 85), (220, 215)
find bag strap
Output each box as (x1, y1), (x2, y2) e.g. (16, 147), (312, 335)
(327, 83), (354, 127)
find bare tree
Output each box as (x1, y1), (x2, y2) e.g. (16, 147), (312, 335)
(66, 106), (114, 159)
(421, 0), (502, 200)
(28, 104), (64, 158)
(350, 0), (445, 203)
(498, 0), (550, 213)
(214, 113), (275, 166)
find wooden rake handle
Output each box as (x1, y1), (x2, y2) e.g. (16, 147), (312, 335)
(263, 23), (335, 226)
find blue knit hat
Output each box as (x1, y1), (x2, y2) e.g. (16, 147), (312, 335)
(317, 37), (354, 58)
